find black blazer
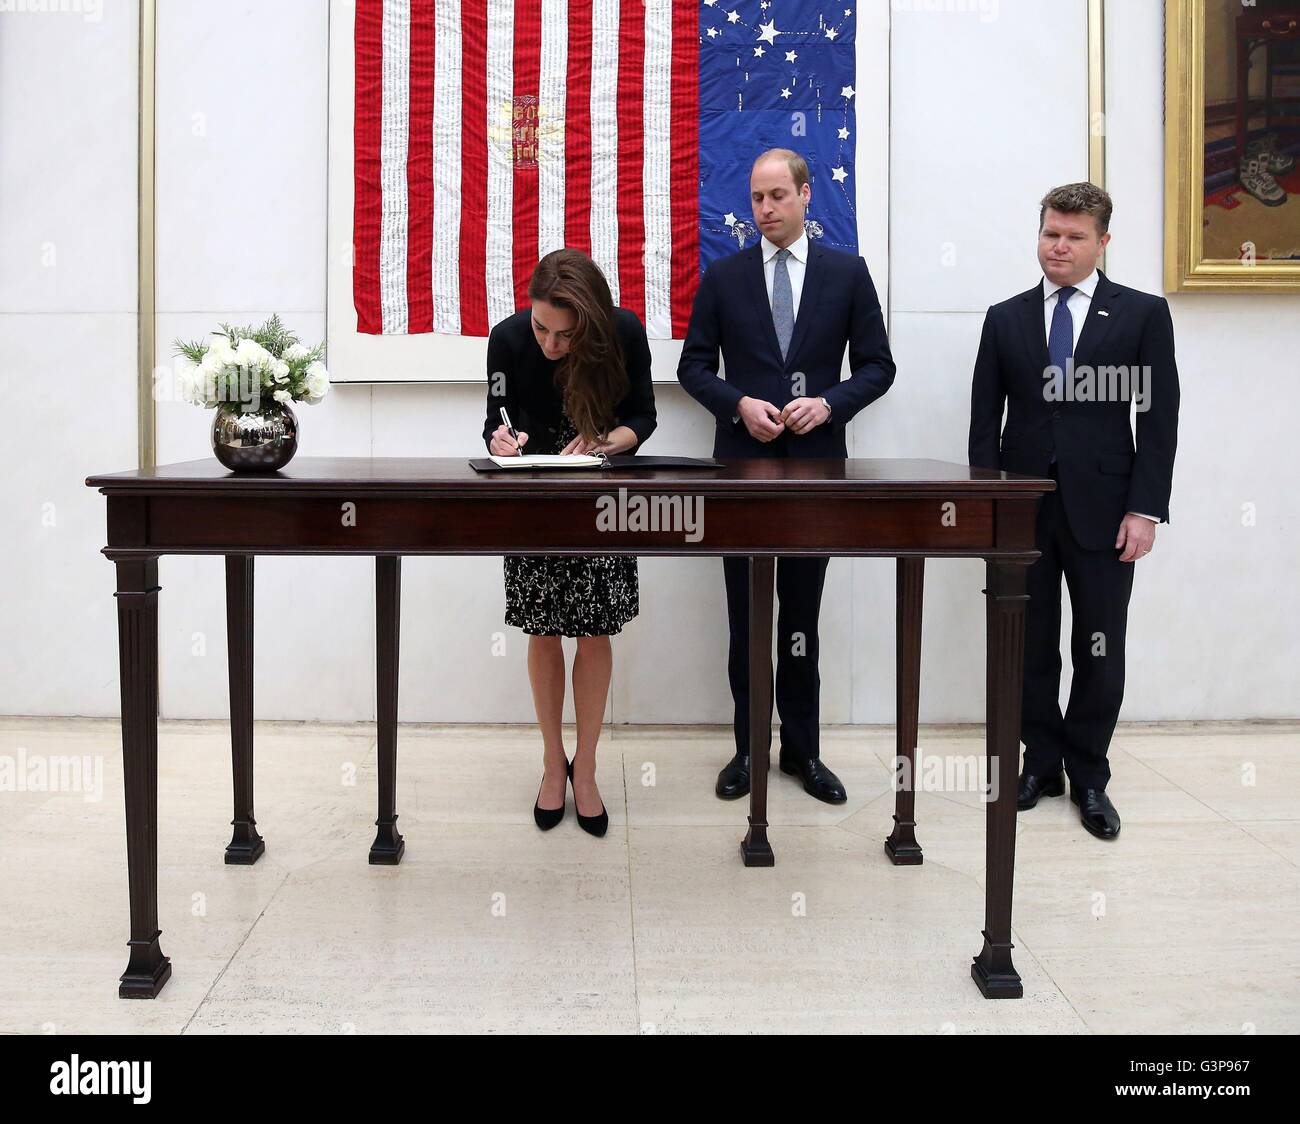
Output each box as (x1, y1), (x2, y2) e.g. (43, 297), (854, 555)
(968, 270), (1180, 551)
(676, 241), (895, 457)
(483, 307), (657, 455)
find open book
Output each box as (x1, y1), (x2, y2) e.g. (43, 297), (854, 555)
(469, 453), (722, 472)
(484, 452), (608, 469)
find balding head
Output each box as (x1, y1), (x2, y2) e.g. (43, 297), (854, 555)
(751, 148), (810, 192)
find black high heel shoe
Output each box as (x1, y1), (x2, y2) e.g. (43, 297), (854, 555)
(533, 759), (569, 830)
(568, 758), (608, 838)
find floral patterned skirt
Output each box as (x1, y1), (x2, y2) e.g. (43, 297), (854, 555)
(502, 409), (638, 637)
(504, 553), (639, 637)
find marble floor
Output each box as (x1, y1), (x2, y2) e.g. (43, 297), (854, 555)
(1, 716), (1297, 1034)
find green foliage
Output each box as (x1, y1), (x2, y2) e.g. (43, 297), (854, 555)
(171, 313), (328, 363)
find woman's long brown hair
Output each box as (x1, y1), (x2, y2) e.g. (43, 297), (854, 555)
(527, 249), (628, 442)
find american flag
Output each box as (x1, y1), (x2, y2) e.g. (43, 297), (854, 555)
(353, 0), (857, 339)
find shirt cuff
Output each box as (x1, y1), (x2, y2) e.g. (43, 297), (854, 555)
(1127, 512), (1159, 523)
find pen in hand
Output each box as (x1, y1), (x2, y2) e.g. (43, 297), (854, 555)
(499, 407), (524, 456)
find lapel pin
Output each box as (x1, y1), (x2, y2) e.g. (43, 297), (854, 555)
(1098, 310), (1110, 317)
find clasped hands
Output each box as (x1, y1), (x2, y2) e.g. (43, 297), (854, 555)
(738, 395), (829, 442)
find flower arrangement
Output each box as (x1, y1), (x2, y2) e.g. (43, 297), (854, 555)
(173, 314), (329, 413)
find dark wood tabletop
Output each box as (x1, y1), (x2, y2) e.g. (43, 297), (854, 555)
(87, 455), (1053, 495)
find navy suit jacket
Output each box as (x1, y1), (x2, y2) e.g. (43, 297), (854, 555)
(968, 270), (1180, 551)
(676, 241), (896, 457)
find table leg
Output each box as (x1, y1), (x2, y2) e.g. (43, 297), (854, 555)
(224, 555), (264, 864)
(971, 560), (1027, 999)
(740, 555), (775, 867)
(370, 556), (405, 864)
(113, 556), (172, 999)
(885, 557), (924, 865)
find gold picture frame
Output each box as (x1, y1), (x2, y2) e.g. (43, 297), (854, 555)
(1165, 0), (1300, 291)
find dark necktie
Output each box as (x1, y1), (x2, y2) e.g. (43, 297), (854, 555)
(1046, 286), (1076, 466)
(772, 248), (794, 360)
(1048, 286), (1077, 374)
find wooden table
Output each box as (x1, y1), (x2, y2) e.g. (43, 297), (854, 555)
(85, 457), (1053, 1001)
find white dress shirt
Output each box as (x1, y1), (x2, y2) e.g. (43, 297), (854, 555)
(1041, 268), (1156, 524)
(1042, 267), (1098, 351)
(761, 231), (809, 321)
(730, 232), (812, 424)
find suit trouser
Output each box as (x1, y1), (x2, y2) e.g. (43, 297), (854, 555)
(1021, 472), (1135, 790)
(722, 554), (830, 762)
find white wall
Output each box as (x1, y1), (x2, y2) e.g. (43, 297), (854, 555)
(0, 0), (140, 716)
(3, 0), (1296, 724)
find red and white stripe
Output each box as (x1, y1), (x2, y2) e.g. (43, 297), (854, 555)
(354, 0), (700, 339)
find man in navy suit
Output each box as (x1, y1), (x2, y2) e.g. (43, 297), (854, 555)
(677, 148), (896, 803)
(969, 182), (1179, 840)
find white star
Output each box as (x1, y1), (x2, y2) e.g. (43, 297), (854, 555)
(724, 212), (737, 227)
(785, 50), (798, 62)
(840, 84), (855, 100)
(825, 27), (838, 40)
(844, 8), (852, 16)
(706, 26), (719, 37)
(753, 45), (765, 57)
(727, 9), (740, 22)
(704, 0), (717, 6)
(837, 126), (850, 140)
(757, 19), (779, 44)
(831, 165), (848, 183)
(780, 87), (791, 99)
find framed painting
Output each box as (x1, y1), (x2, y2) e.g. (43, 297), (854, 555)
(1165, 0), (1300, 291)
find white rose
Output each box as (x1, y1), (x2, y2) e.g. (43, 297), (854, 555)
(283, 343), (310, 362)
(273, 389), (292, 405)
(234, 338), (269, 368)
(272, 359), (290, 383)
(207, 336), (236, 365)
(173, 363), (196, 404)
(304, 369), (329, 401)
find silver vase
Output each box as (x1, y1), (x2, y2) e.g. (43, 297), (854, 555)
(212, 402), (298, 472)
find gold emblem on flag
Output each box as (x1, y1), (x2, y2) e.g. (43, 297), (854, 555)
(512, 95), (538, 170)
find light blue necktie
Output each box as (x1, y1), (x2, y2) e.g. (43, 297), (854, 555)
(772, 247), (794, 361)
(1046, 286), (1076, 466)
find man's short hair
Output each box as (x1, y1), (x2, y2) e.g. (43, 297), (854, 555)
(752, 148), (810, 192)
(1039, 182), (1113, 236)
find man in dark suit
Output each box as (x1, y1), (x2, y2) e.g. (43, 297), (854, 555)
(677, 148), (896, 803)
(969, 182), (1179, 839)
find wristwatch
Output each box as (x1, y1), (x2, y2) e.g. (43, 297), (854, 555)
(819, 396), (832, 420)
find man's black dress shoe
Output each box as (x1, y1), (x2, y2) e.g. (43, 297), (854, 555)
(716, 752), (757, 799)
(1017, 770), (1065, 810)
(1071, 786), (1121, 839)
(779, 754), (847, 804)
